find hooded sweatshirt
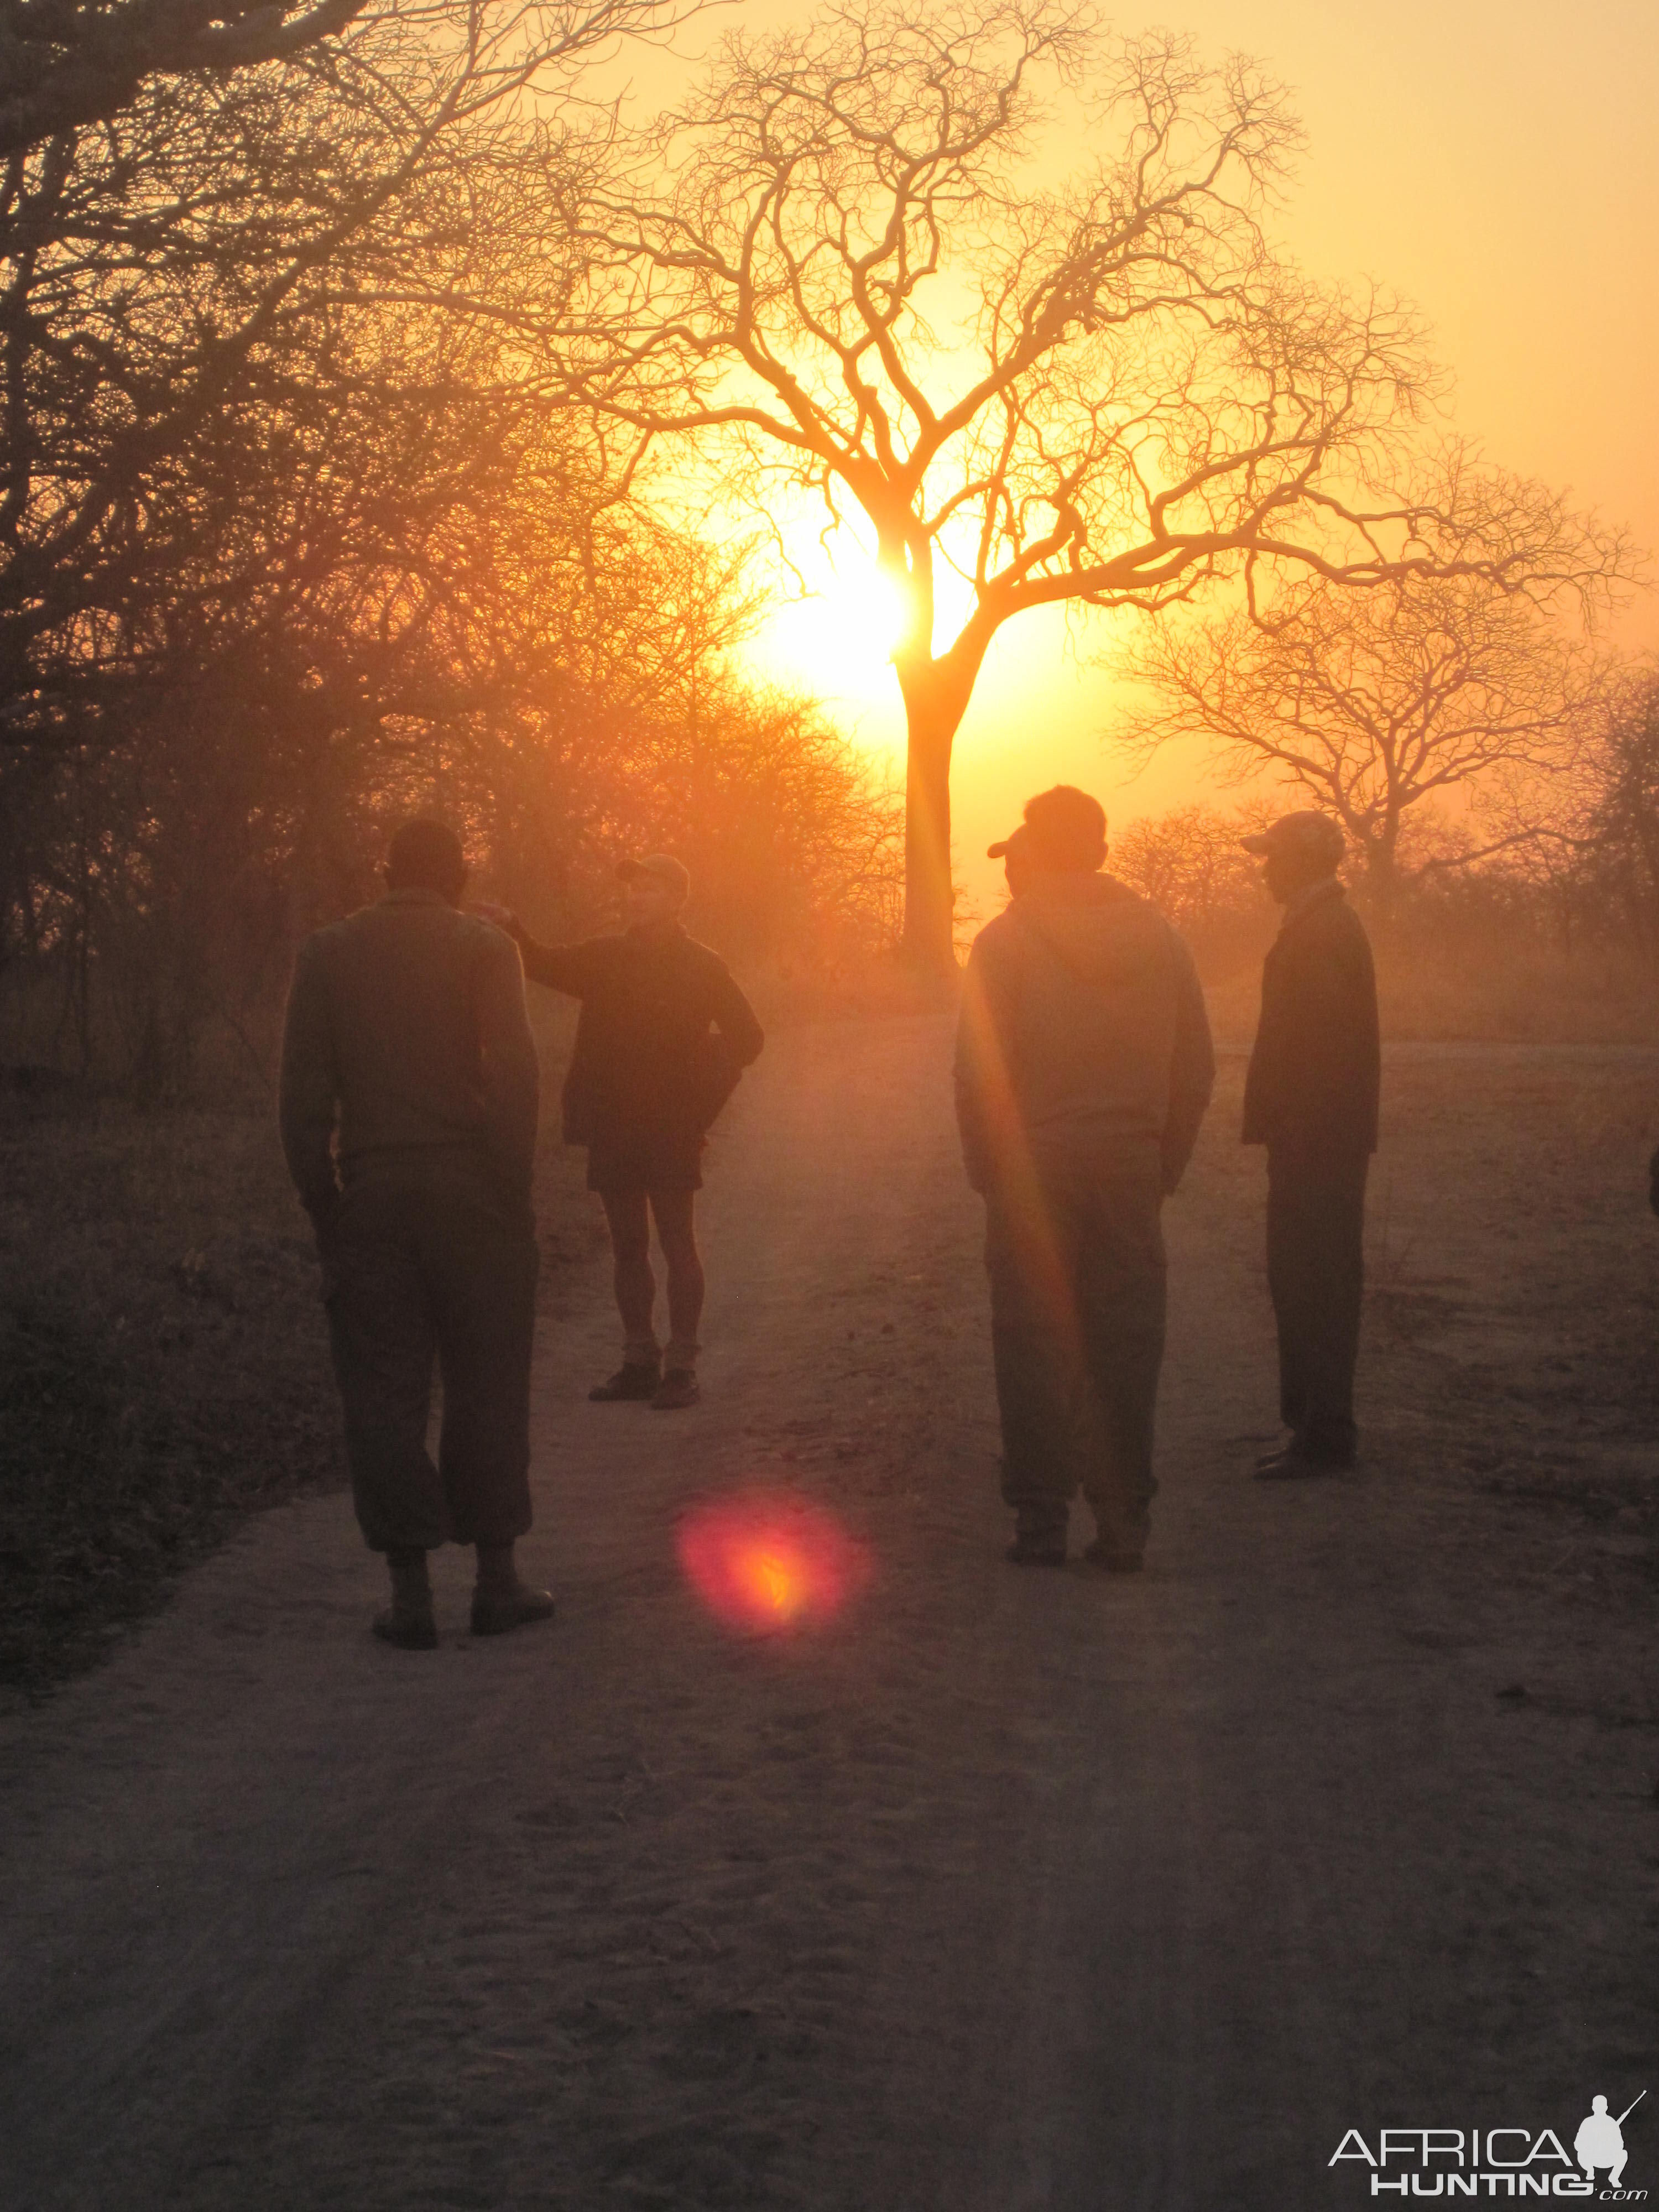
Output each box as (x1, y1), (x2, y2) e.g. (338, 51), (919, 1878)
(954, 872), (1215, 1194)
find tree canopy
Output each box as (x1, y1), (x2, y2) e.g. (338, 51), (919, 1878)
(0, 0), (686, 749)
(519, 0), (1630, 967)
(1117, 560), (1615, 886)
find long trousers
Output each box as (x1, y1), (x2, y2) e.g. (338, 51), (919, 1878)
(323, 1170), (539, 1552)
(1265, 1146), (1369, 1461)
(984, 1161), (1166, 1554)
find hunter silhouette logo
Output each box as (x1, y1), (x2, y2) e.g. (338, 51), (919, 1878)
(1576, 2097), (1645, 2195)
(1331, 2090), (1647, 2198)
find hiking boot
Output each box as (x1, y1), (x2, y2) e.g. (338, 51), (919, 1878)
(470, 1582), (556, 1637)
(372, 1605), (439, 1650)
(1083, 1540), (1144, 1573)
(373, 1547), (437, 1648)
(589, 1361), (660, 1402)
(651, 1368), (701, 1411)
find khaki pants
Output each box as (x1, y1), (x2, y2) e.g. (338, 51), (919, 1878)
(984, 1161), (1166, 1554)
(322, 1169), (539, 1552)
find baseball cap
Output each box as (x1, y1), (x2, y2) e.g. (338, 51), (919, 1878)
(616, 853), (691, 904)
(987, 825), (1031, 860)
(1240, 811), (1346, 868)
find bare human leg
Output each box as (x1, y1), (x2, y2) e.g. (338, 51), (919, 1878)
(651, 1188), (705, 1364)
(601, 1186), (658, 1358)
(650, 1188), (705, 1407)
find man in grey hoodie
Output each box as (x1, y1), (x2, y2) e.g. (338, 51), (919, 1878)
(955, 787), (1215, 1568)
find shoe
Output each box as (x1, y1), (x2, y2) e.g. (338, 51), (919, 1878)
(372, 1606), (439, 1650)
(1253, 1443), (1351, 1480)
(589, 1362), (660, 1402)
(1005, 1534), (1067, 1567)
(1082, 1541), (1144, 1573)
(651, 1369), (701, 1411)
(469, 1583), (556, 1636)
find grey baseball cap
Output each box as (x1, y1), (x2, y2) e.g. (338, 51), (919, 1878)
(616, 853), (691, 903)
(1240, 811), (1346, 868)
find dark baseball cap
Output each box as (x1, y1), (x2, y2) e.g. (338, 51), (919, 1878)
(1240, 811), (1346, 868)
(987, 825), (1032, 860)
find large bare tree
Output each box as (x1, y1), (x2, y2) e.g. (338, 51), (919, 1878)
(527, 0), (1625, 971)
(1116, 557), (1618, 891)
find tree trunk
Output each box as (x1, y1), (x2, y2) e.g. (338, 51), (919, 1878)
(901, 706), (957, 977)
(895, 636), (988, 980)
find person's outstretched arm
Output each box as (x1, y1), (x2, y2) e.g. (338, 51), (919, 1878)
(278, 938), (340, 1236)
(517, 930), (600, 997)
(471, 904), (597, 997)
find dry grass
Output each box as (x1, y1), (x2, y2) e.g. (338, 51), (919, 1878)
(0, 1082), (597, 1698)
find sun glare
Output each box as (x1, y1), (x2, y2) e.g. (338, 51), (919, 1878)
(761, 562), (913, 692)
(676, 1493), (872, 1635)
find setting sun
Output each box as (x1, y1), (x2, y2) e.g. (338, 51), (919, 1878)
(753, 555), (914, 698)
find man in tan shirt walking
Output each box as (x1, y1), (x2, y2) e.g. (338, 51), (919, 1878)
(279, 818), (552, 1648)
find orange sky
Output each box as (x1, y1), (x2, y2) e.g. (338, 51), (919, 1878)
(603, 1), (1659, 921)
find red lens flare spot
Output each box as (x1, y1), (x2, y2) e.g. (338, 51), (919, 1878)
(676, 1494), (871, 1634)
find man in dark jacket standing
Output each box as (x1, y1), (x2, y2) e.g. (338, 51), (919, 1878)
(492, 855), (763, 1411)
(279, 818), (553, 1648)
(1241, 810), (1380, 1477)
(956, 787), (1215, 1569)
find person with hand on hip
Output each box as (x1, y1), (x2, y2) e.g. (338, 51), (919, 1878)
(480, 855), (763, 1412)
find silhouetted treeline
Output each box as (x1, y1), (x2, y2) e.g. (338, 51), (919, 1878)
(1111, 672), (1659, 1037)
(0, 506), (902, 1087)
(3, 0), (1653, 1086)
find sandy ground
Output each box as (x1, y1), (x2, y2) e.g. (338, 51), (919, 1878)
(1, 1017), (1656, 2212)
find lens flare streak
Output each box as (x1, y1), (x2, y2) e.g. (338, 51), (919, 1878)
(676, 1494), (870, 1634)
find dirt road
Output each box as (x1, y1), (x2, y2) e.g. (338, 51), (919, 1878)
(2, 1018), (1655, 2211)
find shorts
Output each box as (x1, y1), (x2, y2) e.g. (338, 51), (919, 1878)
(585, 1131), (705, 1193)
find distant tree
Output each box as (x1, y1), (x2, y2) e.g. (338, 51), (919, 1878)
(1118, 557), (1618, 894)
(528, 0), (1628, 972)
(1565, 669), (1659, 950)
(0, 491), (903, 1084)
(1109, 804), (1264, 943)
